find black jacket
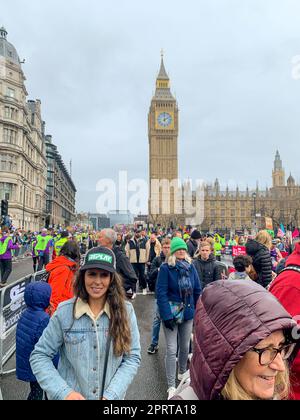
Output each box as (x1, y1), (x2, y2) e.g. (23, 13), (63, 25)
(187, 239), (198, 258)
(113, 245), (138, 293)
(193, 254), (222, 289)
(148, 252), (166, 293)
(246, 239), (273, 288)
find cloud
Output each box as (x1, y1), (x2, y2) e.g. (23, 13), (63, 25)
(2, 0), (300, 213)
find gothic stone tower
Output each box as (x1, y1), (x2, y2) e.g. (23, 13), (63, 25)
(148, 54), (179, 227)
(272, 150), (285, 188)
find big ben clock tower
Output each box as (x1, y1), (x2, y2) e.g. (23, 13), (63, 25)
(148, 53), (179, 226)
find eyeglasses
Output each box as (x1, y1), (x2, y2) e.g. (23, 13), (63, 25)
(251, 343), (296, 366)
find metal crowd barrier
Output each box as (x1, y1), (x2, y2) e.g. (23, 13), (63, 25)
(0, 270), (46, 399)
(0, 250), (85, 399)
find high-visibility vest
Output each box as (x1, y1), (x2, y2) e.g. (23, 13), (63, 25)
(74, 234), (81, 243)
(35, 235), (52, 252)
(54, 235), (61, 243)
(0, 237), (10, 256)
(54, 238), (68, 256)
(31, 240), (38, 257)
(214, 242), (222, 256)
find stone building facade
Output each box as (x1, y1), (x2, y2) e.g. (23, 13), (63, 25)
(199, 154), (300, 233)
(0, 27), (47, 230)
(45, 135), (76, 228)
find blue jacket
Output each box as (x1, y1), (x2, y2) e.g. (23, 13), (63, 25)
(30, 298), (141, 400)
(16, 282), (52, 382)
(156, 262), (202, 322)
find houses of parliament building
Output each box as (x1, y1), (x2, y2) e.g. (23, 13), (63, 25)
(148, 55), (300, 231)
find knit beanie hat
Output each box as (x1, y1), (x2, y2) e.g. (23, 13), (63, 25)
(170, 237), (188, 255)
(191, 230), (201, 240)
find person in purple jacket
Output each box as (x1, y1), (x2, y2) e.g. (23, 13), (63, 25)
(0, 227), (19, 287)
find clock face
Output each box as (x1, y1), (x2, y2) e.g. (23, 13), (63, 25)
(157, 112), (172, 128)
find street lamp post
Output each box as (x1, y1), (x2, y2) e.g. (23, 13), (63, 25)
(21, 177), (26, 230)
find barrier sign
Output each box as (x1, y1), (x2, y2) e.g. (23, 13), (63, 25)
(232, 246), (247, 257)
(1, 275), (33, 337)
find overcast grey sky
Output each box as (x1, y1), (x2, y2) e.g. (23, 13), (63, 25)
(2, 0), (300, 213)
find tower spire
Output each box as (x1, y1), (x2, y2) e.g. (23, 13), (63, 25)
(158, 51), (169, 81)
(154, 51), (174, 100)
(273, 150), (285, 187)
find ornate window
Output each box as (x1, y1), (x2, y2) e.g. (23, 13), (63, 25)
(3, 127), (17, 144)
(0, 182), (15, 201)
(6, 87), (15, 98)
(0, 154), (17, 172)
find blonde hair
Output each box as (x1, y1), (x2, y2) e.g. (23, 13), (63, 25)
(256, 230), (272, 250)
(194, 241), (213, 259)
(221, 363), (290, 400)
(168, 252), (192, 267)
(206, 237), (215, 248)
(200, 241), (214, 250)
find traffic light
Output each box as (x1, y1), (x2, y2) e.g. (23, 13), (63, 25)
(1, 199), (8, 217)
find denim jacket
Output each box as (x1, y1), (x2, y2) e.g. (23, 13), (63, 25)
(30, 298), (141, 400)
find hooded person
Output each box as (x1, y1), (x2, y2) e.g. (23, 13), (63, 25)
(16, 282), (58, 400)
(269, 241), (300, 399)
(171, 280), (300, 400)
(45, 240), (81, 314)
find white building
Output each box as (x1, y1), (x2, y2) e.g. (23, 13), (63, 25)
(0, 27), (47, 230)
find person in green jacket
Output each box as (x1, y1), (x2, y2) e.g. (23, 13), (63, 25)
(35, 229), (53, 271)
(54, 231), (69, 257)
(214, 237), (223, 262)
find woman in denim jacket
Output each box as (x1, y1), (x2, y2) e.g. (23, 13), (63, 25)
(30, 247), (141, 400)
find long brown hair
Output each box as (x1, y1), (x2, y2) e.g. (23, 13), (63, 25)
(73, 270), (132, 357)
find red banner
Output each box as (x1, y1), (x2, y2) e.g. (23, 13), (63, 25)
(232, 246), (247, 257)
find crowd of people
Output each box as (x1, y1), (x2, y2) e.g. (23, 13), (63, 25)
(1, 223), (300, 400)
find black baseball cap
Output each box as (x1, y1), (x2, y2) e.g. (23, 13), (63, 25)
(80, 247), (116, 273)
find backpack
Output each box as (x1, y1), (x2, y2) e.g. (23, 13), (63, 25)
(147, 257), (163, 292)
(280, 265), (300, 275)
(267, 265), (300, 291)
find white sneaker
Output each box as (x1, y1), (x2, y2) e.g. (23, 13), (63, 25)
(177, 372), (186, 381)
(131, 293), (137, 300)
(142, 289), (147, 295)
(167, 386), (176, 400)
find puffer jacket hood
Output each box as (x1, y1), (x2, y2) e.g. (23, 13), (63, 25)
(190, 280), (298, 400)
(286, 242), (300, 267)
(46, 255), (77, 272)
(24, 281), (51, 310)
(246, 239), (266, 256)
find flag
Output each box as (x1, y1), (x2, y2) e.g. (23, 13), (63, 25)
(280, 223), (286, 234)
(277, 228), (284, 238)
(292, 229), (300, 239)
